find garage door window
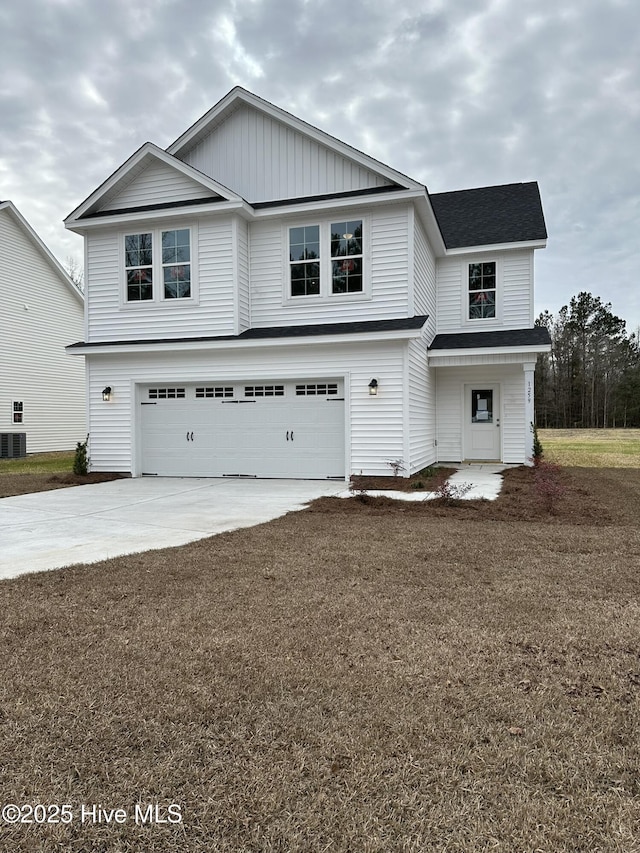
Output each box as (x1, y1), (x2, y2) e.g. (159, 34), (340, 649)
(195, 387), (234, 398)
(296, 384), (338, 396)
(245, 385), (285, 397)
(148, 388), (186, 399)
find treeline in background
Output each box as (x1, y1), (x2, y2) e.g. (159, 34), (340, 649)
(535, 291), (640, 428)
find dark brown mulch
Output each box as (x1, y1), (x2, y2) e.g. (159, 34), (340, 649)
(310, 465), (638, 526)
(0, 471), (127, 498)
(350, 466), (456, 492)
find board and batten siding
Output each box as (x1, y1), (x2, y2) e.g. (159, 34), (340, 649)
(0, 207), (85, 452)
(180, 104), (394, 202)
(98, 160), (215, 213)
(435, 364), (526, 463)
(407, 339), (436, 473)
(85, 340), (407, 477)
(85, 217), (236, 342)
(436, 250), (534, 333)
(249, 205), (411, 328)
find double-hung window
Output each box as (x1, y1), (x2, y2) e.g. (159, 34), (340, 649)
(468, 261), (496, 320)
(124, 227), (193, 303)
(12, 401), (23, 424)
(288, 218), (366, 300)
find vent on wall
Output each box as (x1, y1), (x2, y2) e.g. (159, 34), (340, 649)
(0, 433), (27, 458)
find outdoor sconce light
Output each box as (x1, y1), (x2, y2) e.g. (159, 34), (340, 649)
(368, 378), (378, 396)
(102, 386), (112, 402)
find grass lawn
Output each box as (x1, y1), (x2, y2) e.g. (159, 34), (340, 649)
(1, 465), (640, 851)
(539, 428), (640, 467)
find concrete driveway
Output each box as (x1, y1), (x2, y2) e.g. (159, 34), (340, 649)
(0, 477), (345, 580)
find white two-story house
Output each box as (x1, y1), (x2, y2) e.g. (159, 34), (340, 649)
(64, 87), (550, 480)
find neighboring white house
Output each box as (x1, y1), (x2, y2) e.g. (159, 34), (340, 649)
(64, 87), (550, 479)
(0, 200), (85, 454)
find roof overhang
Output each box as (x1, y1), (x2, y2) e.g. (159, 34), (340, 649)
(445, 239), (547, 256)
(428, 343), (550, 365)
(66, 316), (429, 356)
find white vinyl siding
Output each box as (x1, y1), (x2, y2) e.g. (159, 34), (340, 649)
(235, 216), (250, 332)
(0, 207), (85, 452)
(97, 160), (216, 213)
(435, 364), (526, 463)
(84, 340), (408, 477)
(413, 217), (436, 339)
(436, 250), (534, 333)
(250, 205), (410, 327)
(85, 218), (236, 341)
(407, 338), (436, 472)
(180, 104), (394, 202)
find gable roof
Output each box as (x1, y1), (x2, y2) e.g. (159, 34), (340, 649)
(64, 143), (243, 226)
(429, 182), (547, 249)
(0, 200), (83, 304)
(167, 87), (423, 195)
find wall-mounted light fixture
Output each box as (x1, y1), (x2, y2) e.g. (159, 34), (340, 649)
(368, 378), (378, 396)
(102, 386), (112, 402)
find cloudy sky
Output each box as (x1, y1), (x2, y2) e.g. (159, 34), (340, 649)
(1, 0), (639, 332)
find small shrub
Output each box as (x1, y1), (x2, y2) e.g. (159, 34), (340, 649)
(73, 434), (90, 475)
(431, 480), (473, 505)
(387, 458), (405, 477)
(534, 460), (566, 513)
(531, 422), (543, 465)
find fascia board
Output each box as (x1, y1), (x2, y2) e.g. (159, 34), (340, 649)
(1, 201), (84, 304)
(168, 87), (423, 192)
(445, 239), (547, 256)
(64, 143), (242, 226)
(66, 199), (251, 233)
(67, 327), (424, 356)
(428, 343), (551, 361)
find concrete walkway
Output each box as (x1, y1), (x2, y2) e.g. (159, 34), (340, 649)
(338, 464), (509, 501)
(0, 477), (345, 580)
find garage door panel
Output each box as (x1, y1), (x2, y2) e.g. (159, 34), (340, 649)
(140, 381), (344, 479)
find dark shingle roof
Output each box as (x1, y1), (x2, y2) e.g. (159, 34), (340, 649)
(429, 327), (551, 350)
(67, 315), (429, 350)
(429, 182), (547, 249)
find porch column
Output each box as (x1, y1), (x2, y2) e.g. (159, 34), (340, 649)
(523, 361), (536, 465)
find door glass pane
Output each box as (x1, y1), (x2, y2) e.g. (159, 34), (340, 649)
(471, 390), (493, 423)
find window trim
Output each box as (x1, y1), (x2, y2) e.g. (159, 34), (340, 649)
(282, 215), (371, 305)
(120, 224), (198, 308)
(12, 401), (24, 424)
(464, 256), (501, 326)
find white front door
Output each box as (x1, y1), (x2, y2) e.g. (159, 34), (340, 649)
(464, 385), (501, 461)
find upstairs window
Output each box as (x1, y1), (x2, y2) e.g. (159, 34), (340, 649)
(162, 229), (191, 299)
(468, 262), (496, 320)
(289, 226), (320, 296)
(125, 233), (153, 301)
(331, 220), (363, 294)
(124, 227), (194, 304)
(288, 218), (365, 300)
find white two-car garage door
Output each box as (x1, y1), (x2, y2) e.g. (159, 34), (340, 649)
(140, 380), (345, 479)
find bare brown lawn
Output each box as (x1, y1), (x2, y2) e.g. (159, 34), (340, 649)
(1, 467), (640, 851)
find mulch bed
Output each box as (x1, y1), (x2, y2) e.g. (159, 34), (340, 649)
(0, 471), (126, 498)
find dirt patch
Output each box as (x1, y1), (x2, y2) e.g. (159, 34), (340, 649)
(0, 471), (126, 498)
(349, 466), (456, 492)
